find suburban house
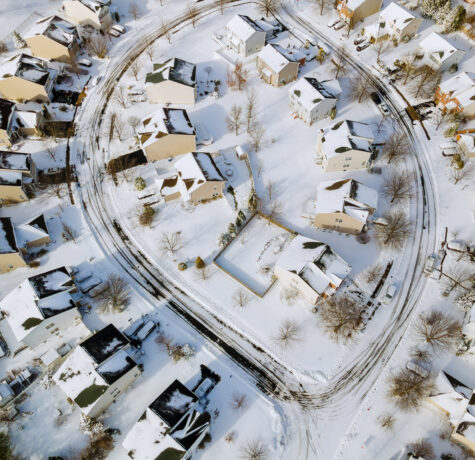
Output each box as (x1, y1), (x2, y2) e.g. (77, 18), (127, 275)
(428, 371), (475, 457)
(418, 33), (465, 72)
(363, 2), (422, 43)
(0, 266), (83, 349)
(145, 58), (196, 105)
(62, 0), (112, 31)
(225, 15), (266, 57)
(25, 16), (80, 63)
(53, 323), (141, 418)
(315, 120), (375, 172)
(457, 133), (475, 157)
(0, 99), (17, 148)
(274, 235), (351, 304)
(123, 365), (220, 460)
(0, 217), (27, 273)
(139, 108), (196, 161)
(0, 54), (57, 102)
(314, 178), (378, 234)
(336, 0), (383, 27)
(257, 44), (300, 87)
(289, 76), (341, 125)
(435, 72), (475, 116)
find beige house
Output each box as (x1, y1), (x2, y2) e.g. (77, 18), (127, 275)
(274, 235), (351, 304)
(337, 0), (383, 27)
(139, 108), (196, 161)
(62, 0), (112, 31)
(0, 267), (83, 349)
(0, 217), (26, 273)
(257, 44), (300, 88)
(316, 120), (375, 172)
(25, 16), (79, 63)
(363, 2), (422, 43)
(314, 178), (378, 234)
(54, 324), (142, 418)
(225, 15), (267, 57)
(145, 58), (196, 105)
(0, 99), (17, 148)
(0, 54), (57, 102)
(436, 72), (475, 117)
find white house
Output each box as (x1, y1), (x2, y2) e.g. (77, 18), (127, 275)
(54, 323), (141, 418)
(289, 76), (341, 125)
(418, 33), (465, 72)
(225, 15), (266, 57)
(0, 267), (84, 349)
(274, 235), (351, 304)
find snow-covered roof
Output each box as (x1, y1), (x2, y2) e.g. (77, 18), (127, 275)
(0, 99), (15, 131)
(380, 2), (416, 29)
(140, 108), (195, 148)
(0, 152), (31, 172)
(419, 33), (462, 65)
(439, 72), (474, 108)
(321, 120), (374, 158)
(276, 235), (351, 296)
(0, 217), (18, 254)
(145, 58), (196, 87)
(26, 15), (78, 48)
(258, 44), (292, 73)
(315, 178), (378, 223)
(290, 76), (341, 111)
(14, 214), (49, 248)
(226, 14), (264, 41)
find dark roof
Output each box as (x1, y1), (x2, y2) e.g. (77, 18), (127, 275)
(81, 324), (130, 364)
(0, 217), (18, 254)
(0, 99), (15, 130)
(28, 266), (73, 299)
(305, 78), (337, 99)
(149, 379), (198, 429)
(0, 151), (30, 172)
(15, 54), (50, 86)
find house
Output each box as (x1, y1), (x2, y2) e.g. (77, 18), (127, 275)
(0, 267), (83, 349)
(0, 217), (27, 273)
(457, 133), (475, 158)
(53, 323), (141, 418)
(336, 0), (383, 27)
(139, 108), (196, 162)
(225, 15), (266, 57)
(25, 16), (80, 63)
(428, 371), (475, 457)
(0, 99), (17, 148)
(145, 58), (196, 105)
(257, 44), (300, 87)
(0, 54), (57, 102)
(289, 76), (341, 125)
(62, 0), (112, 31)
(435, 72), (475, 116)
(315, 120), (375, 172)
(274, 235), (351, 304)
(418, 33), (465, 72)
(123, 366), (220, 460)
(363, 3), (422, 43)
(314, 178), (378, 234)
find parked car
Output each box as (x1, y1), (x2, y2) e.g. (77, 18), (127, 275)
(111, 24), (126, 34)
(382, 284), (397, 304)
(78, 58), (92, 67)
(327, 18), (342, 28)
(356, 42), (371, 52)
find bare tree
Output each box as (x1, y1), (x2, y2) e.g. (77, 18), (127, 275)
(160, 232), (184, 255)
(160, 17), (171, 44)
(382, 132), (410, 164)
(248, 123), (265, 152)
(86, 34), (108, 58)
(450, 162), (475, 185)
(245, 89), (257, 133)
(113, 85), (128, 109)
(350, 73), (373, 103)
(382, 171), (413, 205)
(96, 274), (129, 313)
(144, 43), (156, 61)
(319, 296), (365, 343)
(187, 3), (199, 28)
(387, 368), (435, 411)
(256, 0), (280, 17)
(62, 222), (78, 243)
(226, 104), (243, 135)
(411, 64), (440, 99)
(230, 392), (248, 410)
(364, 263), (383, 284)
(414, 310), (461, 353)
(240, 439), (268, 460)
(441, 264), (473, 294)
(233, 289), (250, 308)
(407, 439), (435, 460)
(46, 183), (66, 199)
(129, 115), (141, 133)
(377, 413), (396, 431)
(228, 61), (248, 91)
(273, 319), (302, 349)
(129, 2), (142, 20)
(375, 211), (412, 250)
(128, 59), (140, 81)
(331, 51), (348, 79)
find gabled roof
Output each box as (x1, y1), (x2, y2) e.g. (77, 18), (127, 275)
(226, 14), (264, 41)
(258, 44), (292, 72)
(145, 58), (196, 87)
(0, 151), (31, 172)
(290, 77), (341, 111)
(0, 217), (18, 254)
(419, 32), (462, 65)
(0, 99), (15, 131)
